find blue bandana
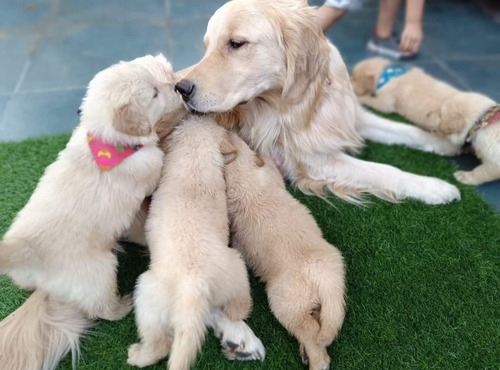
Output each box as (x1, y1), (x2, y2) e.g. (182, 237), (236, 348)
(375, 65), (407, 90)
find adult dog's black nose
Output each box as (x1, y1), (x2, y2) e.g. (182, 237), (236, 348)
(175, 80), (195, 102)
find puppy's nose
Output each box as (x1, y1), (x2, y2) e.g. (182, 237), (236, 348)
(175, 80), (195, 102)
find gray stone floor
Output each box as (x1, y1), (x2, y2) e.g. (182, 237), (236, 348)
(0, 0), (498, 208)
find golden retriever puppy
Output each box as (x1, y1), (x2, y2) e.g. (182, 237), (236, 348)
(175, 0), (460, 205)
(0, 54), (182, 370)
(225, 133), (346, 370)
(127, 117), (258, 370)
(351, 57), (500, 185)
(351, 57), (460, 134)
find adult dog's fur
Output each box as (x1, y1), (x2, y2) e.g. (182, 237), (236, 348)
(127, 117), (254, 370)
(0, 54), (181, 370)
(351, 57), (500, 185)
(175, 0), (460, 204)
(225, 133), (345, 370)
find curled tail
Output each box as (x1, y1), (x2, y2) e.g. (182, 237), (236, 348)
(0, 290), (91, 370)
(314, 249), (346, 345)
(168, 283), (210, 370)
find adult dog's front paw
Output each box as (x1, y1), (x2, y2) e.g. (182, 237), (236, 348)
(407, 178), (461, 204)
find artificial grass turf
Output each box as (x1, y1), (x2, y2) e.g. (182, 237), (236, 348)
(0, 129), (498, 370)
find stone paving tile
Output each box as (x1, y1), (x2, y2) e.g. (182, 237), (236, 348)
(0, 89), (84, 142)
(168, 18), (208, 70)
(446, 58), (500, 101)
(20, 21), (169, 92)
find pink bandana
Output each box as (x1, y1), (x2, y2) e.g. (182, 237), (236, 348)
(87, 134), (143, 171)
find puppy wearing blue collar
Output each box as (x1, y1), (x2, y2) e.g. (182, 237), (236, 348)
(351, 57), (500, 185)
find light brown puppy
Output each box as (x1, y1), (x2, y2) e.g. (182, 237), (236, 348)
(351, 57), (500, 185)
(351, 57), (460, 133)
(225, 133), (346, 370)
(127, 117), (255, 370)
(176, 0), (460, 205)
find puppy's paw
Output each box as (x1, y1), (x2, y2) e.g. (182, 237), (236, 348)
(299, 343), (330, 370)
(216, 322), (265, 361)
(127, 342), (165, 368)
(454, 170), (477, 185)
(127, 343), (150, 368)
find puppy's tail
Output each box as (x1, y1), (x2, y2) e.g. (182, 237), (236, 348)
(313, 247), (346, 346)
(0, 290), (91, 370)
(168, 282), (210, 370)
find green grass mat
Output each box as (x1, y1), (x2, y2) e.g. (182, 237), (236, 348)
(1, 131), (499, 370)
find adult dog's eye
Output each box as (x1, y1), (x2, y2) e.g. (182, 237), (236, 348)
(228, 39), (247, 49)
(153, 87), (159, 98)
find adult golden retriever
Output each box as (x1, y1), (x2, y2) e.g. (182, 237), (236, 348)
(175, 0), (460, 204)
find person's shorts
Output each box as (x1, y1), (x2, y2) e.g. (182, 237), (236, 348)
(323, 0), (363, 10)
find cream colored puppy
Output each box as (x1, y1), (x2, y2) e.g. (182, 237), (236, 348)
(225, 133), (346, 370)
(351, 57), (460, 134)
(351, 57), (500, 185)
(0, 54), (180, 370)
(127, 117), (258, 370)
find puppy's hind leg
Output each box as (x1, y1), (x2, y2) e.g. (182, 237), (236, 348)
(80, 251), (132, 321)
(128, 271), (172, 368)
(267, 281), (330, 370)
(223, 250), (252, 322)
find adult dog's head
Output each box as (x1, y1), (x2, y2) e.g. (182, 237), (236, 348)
(81, 54), (185, 143)
(175, 0), (330, 113)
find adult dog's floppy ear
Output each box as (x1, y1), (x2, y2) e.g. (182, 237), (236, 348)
(113, 102), (152, 137)
(220, 132), (238, 165)
(280, 4), (330, 104)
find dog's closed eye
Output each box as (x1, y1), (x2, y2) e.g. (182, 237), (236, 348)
(228, 39), (247, 50)
(153, 87), (159, 99)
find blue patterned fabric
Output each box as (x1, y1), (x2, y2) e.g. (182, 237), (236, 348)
(375, 66), (408, 90)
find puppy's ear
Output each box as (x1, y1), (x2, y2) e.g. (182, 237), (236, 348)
(437, 103), (466, 136)
(352, 74), (375, 96)
(220, 132), (238, 165)
(254, 152), (265, 168)
(113, 102), (152, 137)
(155, 107), (188, 139)
(281, 7), (331, 104)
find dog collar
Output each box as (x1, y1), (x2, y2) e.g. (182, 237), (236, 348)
(465, 104), (500, 143)
(87, 134), (143, 171)
(372, 65), (407, 94)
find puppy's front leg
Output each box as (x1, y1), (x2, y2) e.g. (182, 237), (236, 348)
(454, 162), (500, 185)
(206, 309), (265, 362)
